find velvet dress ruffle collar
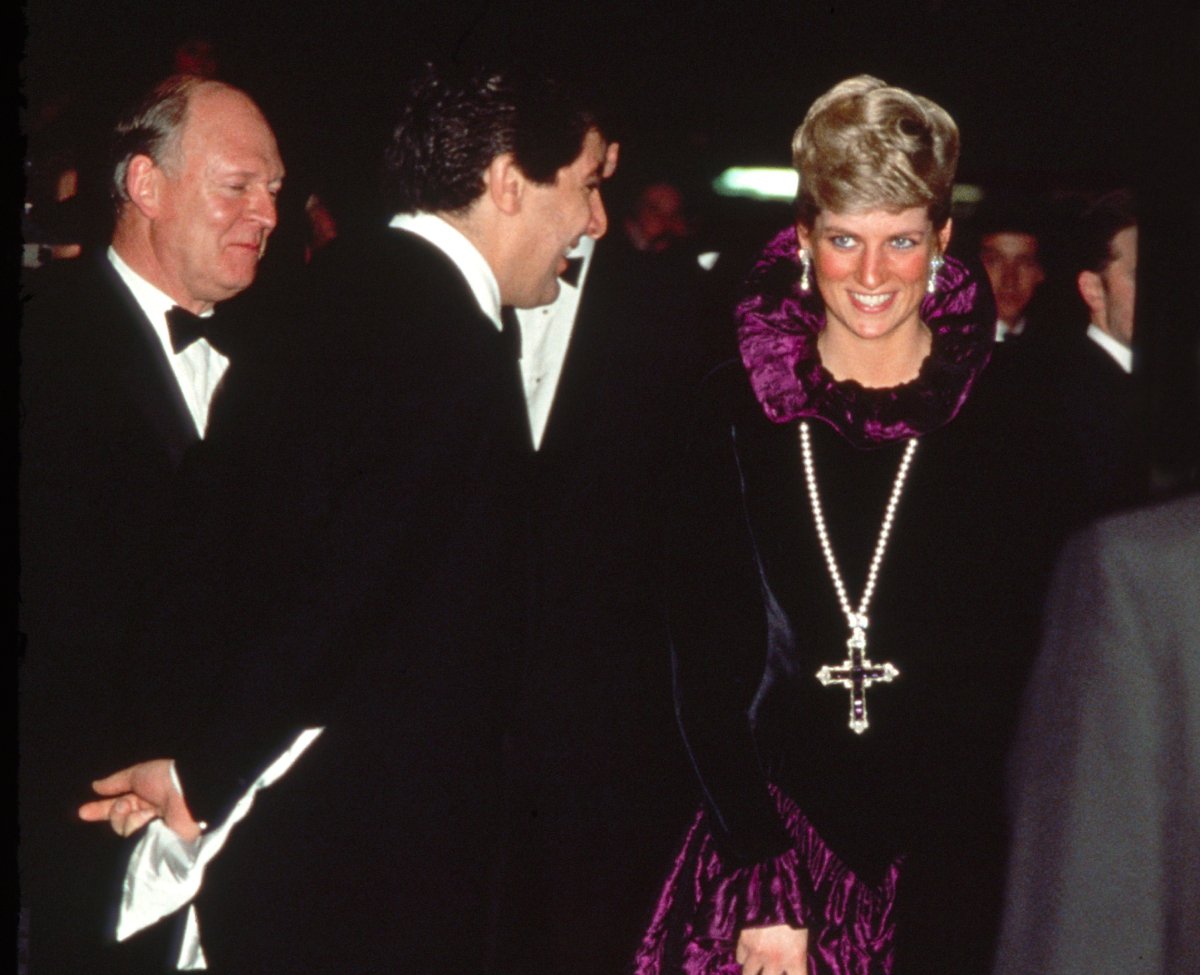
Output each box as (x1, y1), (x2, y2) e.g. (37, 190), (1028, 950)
(736, 225), (994, 450)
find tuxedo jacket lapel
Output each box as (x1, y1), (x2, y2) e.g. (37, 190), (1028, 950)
(97, 258), (200, 463)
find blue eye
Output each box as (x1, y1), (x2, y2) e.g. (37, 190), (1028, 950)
(891, 237), (916, 249)
(831, 235), (856, 249)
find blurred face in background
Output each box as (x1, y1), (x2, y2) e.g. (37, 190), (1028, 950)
(980, 231), (1044, 325)
(1079, 226), (1137, 348)
(625, 182), (689, 253)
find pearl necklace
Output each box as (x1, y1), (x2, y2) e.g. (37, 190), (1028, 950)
(800, 422), (917, 734)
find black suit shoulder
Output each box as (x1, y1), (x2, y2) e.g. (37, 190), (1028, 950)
(20, 254), (196, 629)
(21, 252), (197, 464)
(307, 227), (496, 347)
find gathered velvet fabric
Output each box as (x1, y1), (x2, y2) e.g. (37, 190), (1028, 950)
(636, 786), (899, 975)
(636, 227), (1064, 973)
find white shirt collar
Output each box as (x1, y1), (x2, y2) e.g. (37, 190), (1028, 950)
(389, 212), (502, 331)
(513, 235), (596, 449)
(994, 316), (1026, 342)
(1087, 323), (1133, 374)
(108, 245), (211, 329)
(106, 246), (227, 437)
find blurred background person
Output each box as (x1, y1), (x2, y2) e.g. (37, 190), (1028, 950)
(171, 34), (219, 78)
(1042, 189), (1148, 524)
(623, 179), (693, 254)
(975, 194), (1046, 343)
(995, 493), (1200, 975)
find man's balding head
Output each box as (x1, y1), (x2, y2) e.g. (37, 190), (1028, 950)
(111, 76), (284, 313)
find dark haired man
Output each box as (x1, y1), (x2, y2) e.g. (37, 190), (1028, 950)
(20, 75), (282, 972)
(1056, 189), (1144, 520)
(975, 198), (1046, 342)
(80, 64), (615, 972)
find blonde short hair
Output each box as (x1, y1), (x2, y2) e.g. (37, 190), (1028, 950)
(792, 75), (959, 230)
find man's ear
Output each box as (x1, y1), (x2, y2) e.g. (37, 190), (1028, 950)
(483, 153), (524, 216)
(603, 141), (620, 180)
(125, 155), (164, 219)
(1077, 269), (1104, 317)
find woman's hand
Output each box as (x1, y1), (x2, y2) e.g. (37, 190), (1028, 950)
(736, 924), (808, 975)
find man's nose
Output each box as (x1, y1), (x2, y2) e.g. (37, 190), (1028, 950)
(249, 187), (278, 230)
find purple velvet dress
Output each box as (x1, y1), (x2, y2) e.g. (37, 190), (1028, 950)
(636, 787), (899, 975)
(634, 229), (1052, 974)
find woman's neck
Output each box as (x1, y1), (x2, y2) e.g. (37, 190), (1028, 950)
(817, 322), (932, 389)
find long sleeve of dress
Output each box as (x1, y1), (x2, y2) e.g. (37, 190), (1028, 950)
(666, 365), (796, 865)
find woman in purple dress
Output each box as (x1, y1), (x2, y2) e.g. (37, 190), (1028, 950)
(635, 76), (1063, 974)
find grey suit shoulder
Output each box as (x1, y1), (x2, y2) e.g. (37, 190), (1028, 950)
(996, 494), (1200, 975)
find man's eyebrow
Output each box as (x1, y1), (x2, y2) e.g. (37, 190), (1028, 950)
(212, 161), (283, 177)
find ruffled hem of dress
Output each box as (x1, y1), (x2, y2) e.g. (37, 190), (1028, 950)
(634, 786), (899, 975)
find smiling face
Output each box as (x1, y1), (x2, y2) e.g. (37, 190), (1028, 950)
(507, 128), (610, 307)
(147, 87), (284, 312)
(798, 207), (950, 382)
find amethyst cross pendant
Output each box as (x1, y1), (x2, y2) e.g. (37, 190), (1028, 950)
(816, 623), (899, 734)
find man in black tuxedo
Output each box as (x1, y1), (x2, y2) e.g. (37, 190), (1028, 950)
(1062, 189), (1145, 518)
(79, 65), (615, 973)
(988, 190), (1147, 532)
(19, 75), (284, 972)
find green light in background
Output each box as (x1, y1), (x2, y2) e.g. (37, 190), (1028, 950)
(712, 167), (798, 201)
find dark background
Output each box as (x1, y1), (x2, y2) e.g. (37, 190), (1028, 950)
(22, 0), (1199, 188)
(20, 0), (1200, 479)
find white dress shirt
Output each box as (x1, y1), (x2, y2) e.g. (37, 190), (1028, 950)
(516, 235), (594, 448)
(393, 211), (592, 449)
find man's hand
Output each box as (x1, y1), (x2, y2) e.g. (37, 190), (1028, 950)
(736, 924), (809, 975)
(78, 759), (201, 842)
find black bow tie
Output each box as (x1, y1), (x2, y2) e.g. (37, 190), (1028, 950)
(165, 305), (209, 353)
(559, 256), (585, 288)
